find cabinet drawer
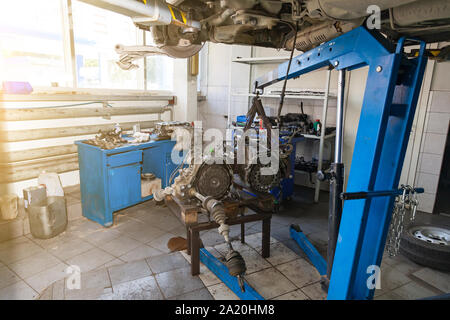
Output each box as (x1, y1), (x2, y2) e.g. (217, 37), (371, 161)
(107, 150), (142, 168)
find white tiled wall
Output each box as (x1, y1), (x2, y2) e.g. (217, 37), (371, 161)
(415, 91), (449, 212)
(199, 43), (251, 134)
(201, 44), (338, 136)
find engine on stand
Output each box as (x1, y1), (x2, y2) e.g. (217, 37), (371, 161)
(152, 121), (291, 290)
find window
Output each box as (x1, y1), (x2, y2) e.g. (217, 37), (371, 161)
(146, 55), (173, 91)
(72, 1), (142, 89)
(0, 0), (175, 92)
(0, 1), (68, 86)
(145, 32), (174, 91)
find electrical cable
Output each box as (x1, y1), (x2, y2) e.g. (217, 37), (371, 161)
(169, 149), (190, 185)
(277, 20), (299, 125)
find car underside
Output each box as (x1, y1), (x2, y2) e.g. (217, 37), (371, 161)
(79, 0), (450, 65)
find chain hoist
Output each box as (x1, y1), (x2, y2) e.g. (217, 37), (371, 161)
(386, 185), (419, 257)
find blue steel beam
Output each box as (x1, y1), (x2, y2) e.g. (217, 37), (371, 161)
(345, 39), (427, 300)
(199, 248), (264, 300)
(255, 27), (394, 91)
(290, 226), (327, 276)
(254, 26), (427, 300)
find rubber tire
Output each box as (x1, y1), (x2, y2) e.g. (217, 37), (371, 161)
(399, 215), (450, 271)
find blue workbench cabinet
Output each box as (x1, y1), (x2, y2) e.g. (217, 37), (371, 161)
(75, 139), (177, 227)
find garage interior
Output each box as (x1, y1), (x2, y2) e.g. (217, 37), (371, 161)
(0, 0), (449, 301)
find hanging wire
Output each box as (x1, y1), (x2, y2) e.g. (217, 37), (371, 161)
(277, 20), (299, 124)
(169, 149), (191, 185)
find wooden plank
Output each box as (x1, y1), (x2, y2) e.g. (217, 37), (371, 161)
(0, 145), (77, 162)
(0, 161), (79, 183)
(0, 120), (158, 142)
(0, 154), (78, 168)
(0, 106), (168, 121)
(0, 154), (77, 171)
(1, 94), (174, 102)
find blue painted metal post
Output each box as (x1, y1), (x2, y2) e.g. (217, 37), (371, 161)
(199, 248), (264, 300)
(330, 40), (428, 300)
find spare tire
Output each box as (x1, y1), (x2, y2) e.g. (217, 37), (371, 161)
(399, 215), (450, 271)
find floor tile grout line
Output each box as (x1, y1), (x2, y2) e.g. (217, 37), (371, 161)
(1, 239), (69, 295)
(64, 246), (119, 264)
(117, 228), (174, 245)
(143, 256), (156, 276)
(297, 287), (313, 300)
(269, 287), (311, 300)
(26, 231), (97, 266)
(105, 265), (114, 295)
(408, 273), (447, 294)
(169, 286), (212, 300)
(21, 261), (69, 296)
(142, 257), (168, 300)
(8, 232), (118, 295)
(1, 262), (38, 297)
(1, 237), (61, 267)
(298, 281), (325, 300)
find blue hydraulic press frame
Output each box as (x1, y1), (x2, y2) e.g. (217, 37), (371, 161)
(254, 26), (428, 300)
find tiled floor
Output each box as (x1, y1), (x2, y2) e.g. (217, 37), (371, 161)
(0, 185), (448, 300)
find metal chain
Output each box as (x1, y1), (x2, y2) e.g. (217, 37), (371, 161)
(386, 185), (419, 257)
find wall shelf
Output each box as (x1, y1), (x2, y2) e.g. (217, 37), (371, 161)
(232, 56), (291, 65)
(302, 132), (336, 140)
(232, 92), (335, 100)
(230, 53), (334, 203)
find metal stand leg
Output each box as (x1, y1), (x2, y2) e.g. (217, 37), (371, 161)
(327, 70), (346, 280)
(261, 218), (271, 258)
(186, 226), (191, 255)
(327, 162), (344, 278)
(315, 68), (332, 203)
(190, 228), (200, 276)
(241, 212), (245, 243)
